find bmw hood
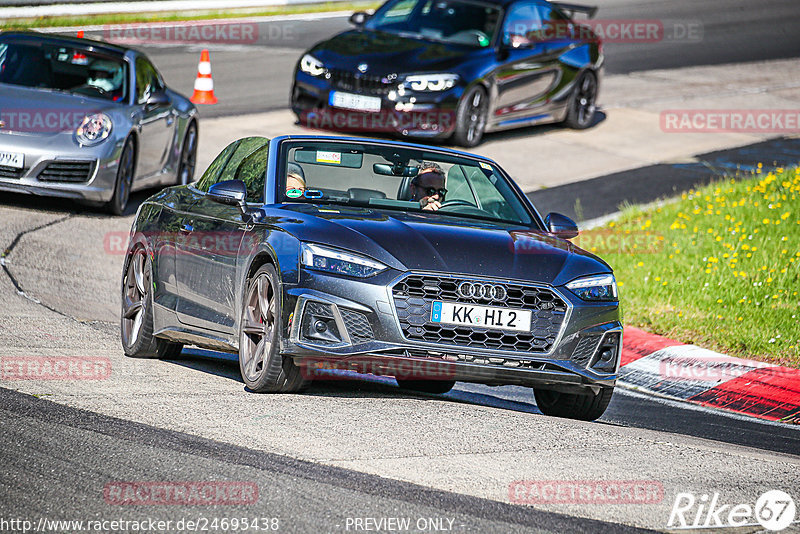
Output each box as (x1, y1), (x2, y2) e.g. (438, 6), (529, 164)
(308, 30), (479, 75)
(279, 205), (611, 286)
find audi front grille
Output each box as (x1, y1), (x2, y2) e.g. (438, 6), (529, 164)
(392, 274), (568, 353)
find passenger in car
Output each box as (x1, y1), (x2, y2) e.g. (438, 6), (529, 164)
(286, 172), (306, 193)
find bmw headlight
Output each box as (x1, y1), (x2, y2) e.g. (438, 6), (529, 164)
(301, 243), (387, 278)
(403, 74), (459, 92)
(75, 113), (112, 146)
(300, 54), (325, 77)
(566, 274), (618, 302)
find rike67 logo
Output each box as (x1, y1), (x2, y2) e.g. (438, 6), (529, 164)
(667, 490), (796, 531)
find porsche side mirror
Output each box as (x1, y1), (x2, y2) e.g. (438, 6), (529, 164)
(545, 212), (579, 239)
(349, 11), (368, 26)
(208, 179), (247, 213)
(145, 90), (170, 108)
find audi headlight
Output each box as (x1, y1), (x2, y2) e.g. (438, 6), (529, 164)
(76, 113), (112, 146)
(403, 74), (459, 92)
(301, 243), (386, 278)
(300, 54), (325, 77)
(566, 274), (618, 302)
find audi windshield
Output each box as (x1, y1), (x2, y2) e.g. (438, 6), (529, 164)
(278, 140), (535, 225)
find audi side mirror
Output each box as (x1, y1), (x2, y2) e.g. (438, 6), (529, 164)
(545, 212), (579, 239)
(208, 179), (247, 214)
(349, 11), (368, 26)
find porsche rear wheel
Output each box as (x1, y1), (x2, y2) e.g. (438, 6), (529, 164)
(121, 246), (183, 359)
(239, 264), (309, 393)
(107, 137), (135, 216)
(533, 386), (613, 421)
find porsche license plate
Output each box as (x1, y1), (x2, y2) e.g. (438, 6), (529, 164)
(0, 151), (24, 169)
(430, 301), (531, 332)
(329, 91), (382, 113)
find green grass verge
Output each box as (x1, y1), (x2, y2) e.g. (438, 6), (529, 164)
(580, 165), (800, 366)
(0, 2), (380, 31)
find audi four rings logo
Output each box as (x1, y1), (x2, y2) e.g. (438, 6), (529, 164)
(457, 282), (507, 301)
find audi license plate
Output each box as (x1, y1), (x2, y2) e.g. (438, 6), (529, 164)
(430, 301), (531, 332)
(329, 91), (382, 113)
(0, 151), (24, 169)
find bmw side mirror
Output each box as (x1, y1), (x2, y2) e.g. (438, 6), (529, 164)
(208, 179), (247, 214)
(545, 212), (579, 239)
(349, 11), (368, 26)
(145, 90), (170, 109)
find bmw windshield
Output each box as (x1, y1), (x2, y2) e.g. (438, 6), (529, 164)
(278, 140), (535, 226)
(364, 0), (501, 48)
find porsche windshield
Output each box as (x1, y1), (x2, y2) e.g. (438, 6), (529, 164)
(365, 0), (500, 48)
(279, 141), (534, 225)
(0, 40), (128, 102)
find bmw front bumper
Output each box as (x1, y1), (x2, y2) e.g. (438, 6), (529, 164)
(291, 71), (462, 139)
(281, 268), (622, 392)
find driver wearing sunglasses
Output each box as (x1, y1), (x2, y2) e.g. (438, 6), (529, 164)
(411, 162), (447, 211)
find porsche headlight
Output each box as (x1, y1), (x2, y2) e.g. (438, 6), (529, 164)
(75, 113), (112, 146)
(403, 74), (459, 92)
(301, 243), (387, 278)
(566, 274), (618, 302)
(300, 54), (325, 77)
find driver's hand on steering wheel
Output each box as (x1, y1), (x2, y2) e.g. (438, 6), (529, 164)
(421, 198), (441, 211)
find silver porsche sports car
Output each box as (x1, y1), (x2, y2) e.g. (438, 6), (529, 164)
(0, 31), (198, 214)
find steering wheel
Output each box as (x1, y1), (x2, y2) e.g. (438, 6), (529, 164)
(438, 199), (476, 210)
(74, 84), (109, 97)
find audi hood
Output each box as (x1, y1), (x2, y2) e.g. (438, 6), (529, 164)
(274, 204), (611, 286)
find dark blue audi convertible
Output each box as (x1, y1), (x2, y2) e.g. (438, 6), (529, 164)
(122, 135), (620, 420)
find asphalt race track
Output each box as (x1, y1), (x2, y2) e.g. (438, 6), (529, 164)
(2, 0), (800, 532)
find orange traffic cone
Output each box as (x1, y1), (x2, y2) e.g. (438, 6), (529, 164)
(190, 49), (218, 105)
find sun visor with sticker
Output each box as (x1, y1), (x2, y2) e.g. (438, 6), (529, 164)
(294, 149), (363, 168)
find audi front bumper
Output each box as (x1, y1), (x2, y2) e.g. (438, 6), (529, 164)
(280, 268), (621, 392)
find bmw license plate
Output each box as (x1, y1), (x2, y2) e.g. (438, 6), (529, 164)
(329, 91), (382, 113)
(0, 151), (24, 169)
(430, 301), (532, 332)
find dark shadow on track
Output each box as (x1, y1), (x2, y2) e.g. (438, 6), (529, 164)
(168, 347), (800, 456)
(0, 188), (157, 218)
